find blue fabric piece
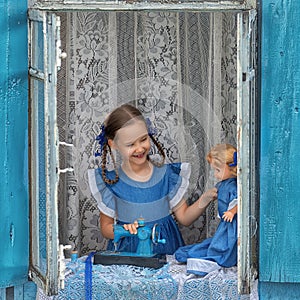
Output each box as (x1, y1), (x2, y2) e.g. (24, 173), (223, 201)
(175, 178), (238, 272)
(88, 163), (190, 255)
(84, 252), (96, 300)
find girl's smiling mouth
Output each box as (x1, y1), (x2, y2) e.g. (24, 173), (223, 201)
(133, 152), (146, 159)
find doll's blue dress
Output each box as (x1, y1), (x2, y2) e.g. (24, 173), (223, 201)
(175, 177), (237, 275)
(88, 162), (190, 255)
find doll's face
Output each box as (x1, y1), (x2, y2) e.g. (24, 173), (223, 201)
(210, 160), (233, 181)
(109, 119), (151, 167)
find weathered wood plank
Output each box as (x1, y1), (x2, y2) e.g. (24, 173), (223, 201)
(0, 0), (29, 289)
(260, 282), (300, 300)
(0, 288), (6, 300)
(260, 0), (300, 283)
(14, 286), (23, 300)
(24, 282), (37, 300)
(29, 0), (256, 12)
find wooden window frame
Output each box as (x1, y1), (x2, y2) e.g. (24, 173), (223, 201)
(28, 0), (258, 295)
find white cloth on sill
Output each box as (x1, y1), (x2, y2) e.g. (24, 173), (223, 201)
(37, 255), (259, 300)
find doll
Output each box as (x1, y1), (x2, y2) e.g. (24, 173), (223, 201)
(175, 143), (238, 275)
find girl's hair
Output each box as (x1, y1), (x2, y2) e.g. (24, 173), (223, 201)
(100, 104), (165, 184)
(206, 143), (237, 177)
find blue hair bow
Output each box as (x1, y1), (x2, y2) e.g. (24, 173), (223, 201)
(146, 117), (157, 136)
(229, 151), (237, 167)
(95, 124), (107, 157)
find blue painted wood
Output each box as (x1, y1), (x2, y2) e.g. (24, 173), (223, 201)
(0, 288), (6, 300)
(260, 0), (300, 285)
(0, 0), (29, 288)
(24, 282), (37, 300)
(0, 283), (36, 300)
(259, 283), (300, 300)
(14, 285), (24, 300)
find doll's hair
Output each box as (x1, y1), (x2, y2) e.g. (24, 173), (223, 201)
(100, 104), (165, 184)
(206, 143), (237, 177)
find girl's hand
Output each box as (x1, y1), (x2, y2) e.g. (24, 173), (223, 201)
(201, 187), (218, 205)
(196, 187), (217, 209)
(222, 211), (234, 222)
(123, 220), (139, 234)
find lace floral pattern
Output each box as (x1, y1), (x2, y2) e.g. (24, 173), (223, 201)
(37, 256), (258, 300)
(56, 11), (238, 255)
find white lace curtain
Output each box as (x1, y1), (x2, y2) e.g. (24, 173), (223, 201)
(57, 11), (237, 255)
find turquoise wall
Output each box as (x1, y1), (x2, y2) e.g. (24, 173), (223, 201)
(260, 0), (300, 299)
(0, 0), (29, 288)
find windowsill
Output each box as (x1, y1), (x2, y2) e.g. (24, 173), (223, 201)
(36, 255), (258, 300)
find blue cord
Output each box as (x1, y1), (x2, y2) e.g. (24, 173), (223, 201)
(85, 252), (96, 300)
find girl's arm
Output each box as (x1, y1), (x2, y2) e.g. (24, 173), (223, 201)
(100, 212), (139, 239)
(222, 205), (237, 222)
(100, 212), (115, 239)
(173, 187), (217, 226)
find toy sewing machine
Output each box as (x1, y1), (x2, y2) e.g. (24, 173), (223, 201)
(93, 218), (167, 269)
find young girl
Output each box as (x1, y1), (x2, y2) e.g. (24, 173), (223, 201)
(88, 104), (217, 255)
(175, 143), (238, 275)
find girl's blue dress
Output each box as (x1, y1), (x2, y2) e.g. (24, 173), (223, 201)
(88, 162), (191, 255)
(175, 177), (237, 275)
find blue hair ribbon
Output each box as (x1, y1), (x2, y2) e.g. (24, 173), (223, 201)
(95, 123), (107, 157)
(229, 151), (237, 167)
(145, 117), (157, 136)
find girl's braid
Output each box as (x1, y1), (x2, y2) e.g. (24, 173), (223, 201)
(149, 135), (166, 167)
(101, 143), (119, 184)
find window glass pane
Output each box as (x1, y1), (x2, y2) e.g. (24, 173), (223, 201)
(31, 21), (44, 71)
(31, 78), (47, 275)
(37, 79), (47, 273)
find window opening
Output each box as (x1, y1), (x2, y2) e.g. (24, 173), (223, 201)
(28, 1), (258, 296)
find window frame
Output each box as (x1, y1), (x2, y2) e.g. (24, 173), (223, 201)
(29, 0), (256, 11)
(28, 9), (62, 295)
(236, 9), (259, 294)
(28, 0), (259, 295)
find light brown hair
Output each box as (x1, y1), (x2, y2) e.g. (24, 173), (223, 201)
(206, 143), (237, 177)
(100, 104), (165, 184)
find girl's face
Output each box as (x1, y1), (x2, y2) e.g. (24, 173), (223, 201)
(211, 160), (233, 181)
(110, 119), (151, 167)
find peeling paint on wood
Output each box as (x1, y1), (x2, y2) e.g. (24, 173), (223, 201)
(0, 0), (29, 289)
(260, 0), (300, 290)
(29, 0), (256, 12)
